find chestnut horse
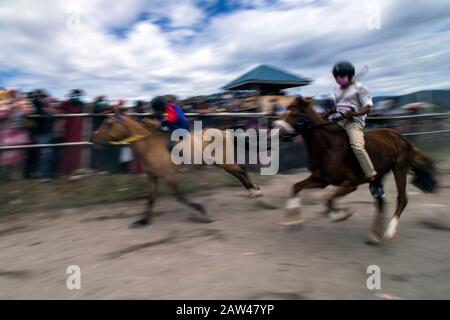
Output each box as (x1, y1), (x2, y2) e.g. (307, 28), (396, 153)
(92, 112), (263, 228)
(279, 96), (437, 244)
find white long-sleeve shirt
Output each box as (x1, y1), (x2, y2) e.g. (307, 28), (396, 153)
(331, 81), (373, 126)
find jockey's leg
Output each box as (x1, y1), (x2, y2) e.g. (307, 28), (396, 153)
(343, 121), (377, 179)
(342, 121), (384, 198)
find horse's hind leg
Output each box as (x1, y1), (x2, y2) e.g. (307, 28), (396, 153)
(280, 175), (326, 226)
(221, 164), (262, 197)
(366, 180), (387, 245)
(130, 173), (158, 228)
(384, 165), (408, 240)
(240, 169), (263, 198)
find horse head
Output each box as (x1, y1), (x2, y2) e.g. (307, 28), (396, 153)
(271, 95), (319, 135)
(290, 95), (315, 113)
(286, 95), (324, 132)
(92, 108), (131, 145)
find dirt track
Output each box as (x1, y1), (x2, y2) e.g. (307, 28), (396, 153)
(1, 168), (450, 299)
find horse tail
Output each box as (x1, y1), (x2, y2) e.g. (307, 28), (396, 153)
(408, 143), (438, 193)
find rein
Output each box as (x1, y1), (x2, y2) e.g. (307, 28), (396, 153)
(309, 121), (338, 129)
(110, 133), (150, 145)
(109, 114), (150, 145)
(301, 111), (346, 131)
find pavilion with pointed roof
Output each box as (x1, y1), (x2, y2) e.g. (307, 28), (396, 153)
(222, 64), (312, 94)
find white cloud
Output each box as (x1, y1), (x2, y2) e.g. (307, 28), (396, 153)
(166, 2), (205, 27)
(0, 0), (449, 100)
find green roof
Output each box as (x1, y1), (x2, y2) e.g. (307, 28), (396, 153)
(223, 64), (312, 90)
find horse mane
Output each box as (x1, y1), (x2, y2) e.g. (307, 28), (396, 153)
(119, 114), (157, 134)
(292, 95), (327, 125)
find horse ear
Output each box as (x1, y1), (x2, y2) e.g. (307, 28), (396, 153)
(304, 96), (315, 104)
(113, 106), (122, 115)
(291, 95), (304, 107)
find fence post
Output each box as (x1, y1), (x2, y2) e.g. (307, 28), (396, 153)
(81, 114), (92, 170)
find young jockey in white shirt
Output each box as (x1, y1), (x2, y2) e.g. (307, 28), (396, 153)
(327, 61), (384, 198)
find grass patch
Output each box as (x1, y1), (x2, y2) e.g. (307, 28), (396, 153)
(0, 168), (272, 216)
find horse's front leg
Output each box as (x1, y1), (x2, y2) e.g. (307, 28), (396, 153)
(279, 175), (326, 226)
(130, 173), (159, 228)
(325, 180), (357, 222)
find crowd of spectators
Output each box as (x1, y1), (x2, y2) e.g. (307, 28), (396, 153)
(0, 88), (148, 181)
(1, 87), (431, 182)
(0, 87), (265, 181)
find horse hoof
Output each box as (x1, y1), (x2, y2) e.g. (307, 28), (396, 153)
(330, 210), (354, 223)
(129, 219), (150, 228)
(250, 189), (263, 198)
(190, 215), (215, 223)
(195, 204), (207, 216)
(278, 219), (305, 227)
(383, 234), (397, 242)
(383, 218), (398, 241)
(365, 233), (382, 246)
(256, 198), (277, 209)
(321, 210), (331, 217)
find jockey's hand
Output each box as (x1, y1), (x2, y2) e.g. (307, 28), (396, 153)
(326, 106), (336, 116)
(280, 132), (297, 142)
(343, 110), (356, 119)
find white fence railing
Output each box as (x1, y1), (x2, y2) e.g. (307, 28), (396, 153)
(22, 112), (450, 120)
(1, 112), (449, 151)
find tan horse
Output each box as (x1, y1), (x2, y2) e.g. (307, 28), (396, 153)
(92, 113), (263, 227)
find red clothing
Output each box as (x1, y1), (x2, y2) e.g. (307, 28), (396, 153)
(0, 98), (32, 166)
(59, 99), (84, 175)
(166, 104), (178, 122)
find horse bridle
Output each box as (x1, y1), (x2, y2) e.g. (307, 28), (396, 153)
(107, 114), (150, 145)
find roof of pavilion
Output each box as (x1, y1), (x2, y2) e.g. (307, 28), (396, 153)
(223, 64), (312, 91)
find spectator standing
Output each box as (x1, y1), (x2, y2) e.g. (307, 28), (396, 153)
(92, 96), (111, 130)
(59, 89), (84, 175)
(91, 96), (119, 173)
(134, 100), (146, 114)
(30, 90), (56, 180)
(0, 89), (33, 180)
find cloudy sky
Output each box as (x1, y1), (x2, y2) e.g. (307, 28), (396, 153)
(0, 0), (449, 100)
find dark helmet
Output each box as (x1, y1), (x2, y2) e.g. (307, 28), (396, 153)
(164, 94), (177, 103)
(69, 89), (84, 98)
(332, 61), (355, 80)
(150, 96), (167, 112)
